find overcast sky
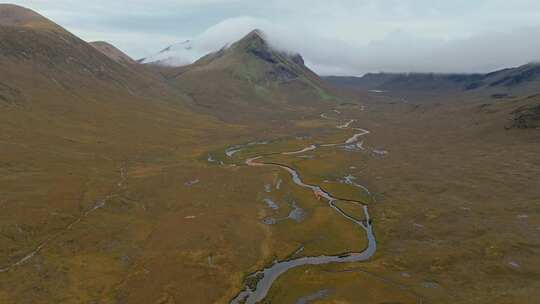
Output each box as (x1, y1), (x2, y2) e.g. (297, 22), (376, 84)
(10, 0), (540, 75)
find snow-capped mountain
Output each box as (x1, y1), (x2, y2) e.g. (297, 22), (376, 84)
(140, 40), (206, 66)
(140, 29), (297, 68)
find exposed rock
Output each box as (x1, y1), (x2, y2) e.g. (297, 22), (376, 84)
(248, 47), (278, 64)
(290, 54), (305, 66)
(268, 64), (299, 82)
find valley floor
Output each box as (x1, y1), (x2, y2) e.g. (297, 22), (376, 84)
(0, 95), (538, 304)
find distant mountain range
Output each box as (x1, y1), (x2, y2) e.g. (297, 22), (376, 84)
(324, 63), (540, 98)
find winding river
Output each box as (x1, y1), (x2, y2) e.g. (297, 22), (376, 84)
(229, 110), (377, 304)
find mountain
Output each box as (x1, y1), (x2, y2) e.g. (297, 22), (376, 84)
(0, 3), (64, 31)
(326, 73), (483, 93)
(324, 63), (540, 99)
(0, 3), (216, 159)
(90, 41), (136, 65)
(0, 4), (190, 105)
(140, 40), (204, 66)
(465, 63), (540, 95)
(158, 30), (336, 121)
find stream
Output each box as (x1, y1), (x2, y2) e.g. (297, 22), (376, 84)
(230, 110), (377, 304)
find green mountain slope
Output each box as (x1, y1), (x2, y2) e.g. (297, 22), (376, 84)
(158, 30), (337, 121)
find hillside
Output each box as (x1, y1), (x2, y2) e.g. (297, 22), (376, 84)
(324, 63), (540, 99)
(158, 30), (337, 121)
(90, 41), (137, 65)
(0, 5), (264, 303)
(465, 63), (540, 96)
(0, 3), (64, 31)
(0, 7), (183, 104)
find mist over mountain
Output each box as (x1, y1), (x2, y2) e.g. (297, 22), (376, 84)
(136, 16), (540, 76)
(140, 40), (199, 66)
(1, 3), (539, 304)
(153, 29), (335, 122)
(11, 0), (540, 76)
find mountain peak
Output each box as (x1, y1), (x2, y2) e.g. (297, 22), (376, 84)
(244, 29), (265, 41)
(0, 4), (62, 31)
(141, 39), (199, 66)
(234, 29), (269, 51)
(227, 29), (300, 64)
(169, 28), (331, 119)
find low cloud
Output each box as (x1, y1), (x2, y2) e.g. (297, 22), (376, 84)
(313, 27), (540, 75)
(11, 0), (540, 75)
(169, 17), (540, 75)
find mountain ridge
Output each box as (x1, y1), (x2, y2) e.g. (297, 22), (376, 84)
(155, 29), (337, 121)
(324, 63), (540, 98)
(0, 4), (64, 31)
(90, 41), (137, 66)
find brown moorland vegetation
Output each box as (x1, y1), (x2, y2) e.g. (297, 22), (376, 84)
(0, 4), (539, 304)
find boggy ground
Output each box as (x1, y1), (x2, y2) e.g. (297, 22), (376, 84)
(0, 96), (372, 303)
(1, 91), (538, 304)
(259, 97), (540, 303)
(358, 99), (540, 304)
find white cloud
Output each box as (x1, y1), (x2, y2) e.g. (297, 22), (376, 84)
(8, 0), (540, 74)
(196, 17), (272, 50)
